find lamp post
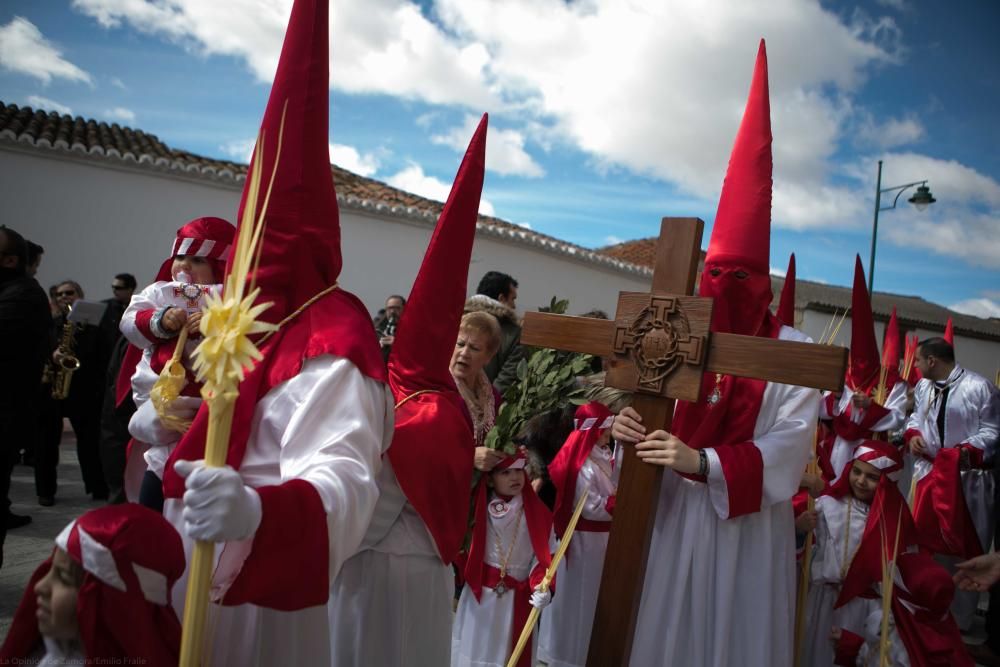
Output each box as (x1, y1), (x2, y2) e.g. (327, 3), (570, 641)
(869, 160), (936, 293)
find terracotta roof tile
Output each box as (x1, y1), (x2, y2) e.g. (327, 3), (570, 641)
(597, 237), (707, 270)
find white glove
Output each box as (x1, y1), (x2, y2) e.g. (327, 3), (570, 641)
(529, 587), (552, 609)
(129, 396), (202, 446)
(174, 459), (262, 542)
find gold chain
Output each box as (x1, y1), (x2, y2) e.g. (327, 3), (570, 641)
(840, 498), (865, 580)
(395, 389), (438, 410)
(492, 504), (525, 579)
(255, 282), (340, 347)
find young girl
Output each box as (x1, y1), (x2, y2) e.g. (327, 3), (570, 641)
(453, 451), (555, 667)
(119, 216), (234, 510)
(538, 401), (616, 667)
(834, 550), (971, 666)
(801, 439), (902, 667)
(0, 504), (186, 666)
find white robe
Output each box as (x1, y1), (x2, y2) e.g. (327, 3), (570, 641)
(630, 326), (821, 667)
(821, 381), (908, 483)
(164, 354), (393, 667)
(905, 364), (1000, 628)
(328, 459), (454, 666)
(802, 495), (877, 667)
(538, 448), (617, 667)
(121, 281), (220, 483)
(452, 494), (544, 667)
(856, 606), (909, 667)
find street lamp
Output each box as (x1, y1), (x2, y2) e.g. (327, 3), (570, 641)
(869, 159), (936, 293)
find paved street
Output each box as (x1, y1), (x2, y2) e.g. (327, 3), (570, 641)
(1, 427), (105, 639)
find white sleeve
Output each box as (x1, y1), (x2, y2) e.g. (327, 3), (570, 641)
(272, 356), (394, 580)
(967, 380), (1000, 457)
(120, 282), (169, 348)
(869, 381), (908, 432)
(577, 461), (614, 521)
(905, 380), (931, 435)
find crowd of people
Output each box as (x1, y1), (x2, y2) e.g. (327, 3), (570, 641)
(0, 223), (143, 556)
(1, 5), (998, 667)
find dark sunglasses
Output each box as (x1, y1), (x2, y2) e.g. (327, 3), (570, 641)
(111, 284), (129, 290)
(56, 290), (77, 297)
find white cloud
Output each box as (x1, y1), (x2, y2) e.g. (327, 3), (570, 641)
(329, 143), (379, 177)
(875, 0), (908, 12)
(0, 16), (91, 85)
(604, 235), (624, 246)
(386, 163), (494, 216)
(105, 106), (136, 123)
(219, 137), (383, 176)
(73, 0), (975, 244)
(949, 298), (1000, 320)
(877, 152), (1000, 266)
(110, 76), (127, 89)
(72, 0), (496, 107)
(432, 115), (544, 178)
(856, 112), (924, 149)
(770, 266), (787, 278)
(220, 137), (255, 163)
(26, 95), (73, 116)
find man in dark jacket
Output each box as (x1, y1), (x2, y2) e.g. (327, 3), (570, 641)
(465, 271), (523, 394)
(0, 226), (51, 567)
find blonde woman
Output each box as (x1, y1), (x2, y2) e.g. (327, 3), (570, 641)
(451, 311), (504, 472)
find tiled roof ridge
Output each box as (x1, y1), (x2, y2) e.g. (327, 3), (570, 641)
(0, 100), (651, 278)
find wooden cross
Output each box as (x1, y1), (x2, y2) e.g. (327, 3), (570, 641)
(521, 217), (847, 666)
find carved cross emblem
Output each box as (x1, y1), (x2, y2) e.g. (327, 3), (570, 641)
(613, 296), (706, 395)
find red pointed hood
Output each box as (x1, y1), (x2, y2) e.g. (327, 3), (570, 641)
(162, 0), (385, 500)
(236, 0), (342, 323)
(848, 255), (881, 393)
(385, 115), (487, 565)
(776, 253), (796, 326)
(701, 39), (774, 337)
(388, 114), (487, 397)
(943, 317), (954, 346)
(882, 306), (901, 372)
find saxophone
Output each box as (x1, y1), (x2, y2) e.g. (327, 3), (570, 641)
(50, 306), (81, 400)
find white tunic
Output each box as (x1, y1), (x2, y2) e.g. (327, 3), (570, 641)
(856, 606), (909, 667)
(821, 381), (908, 482)
(328, 459), (454, 666)
(538, 447), (617, 667)
(452, 494), (543, 667)
(164, 354), (393, 667)
(905, 364), (1000, 627)
(801, 495), (877, 667)
(630, 326), (821, 667)
(121, 281), (220, 480)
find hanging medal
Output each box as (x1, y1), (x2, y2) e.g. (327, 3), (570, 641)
(489, 499), (510, 518)
(707, 373), (724, 406)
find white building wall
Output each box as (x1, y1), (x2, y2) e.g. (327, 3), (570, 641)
(3, 145), (650, 320)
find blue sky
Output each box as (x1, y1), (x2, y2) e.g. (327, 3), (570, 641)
(2, 0), (998, 317)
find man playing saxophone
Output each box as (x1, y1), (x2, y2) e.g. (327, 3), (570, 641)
(36, 281), (110, 505)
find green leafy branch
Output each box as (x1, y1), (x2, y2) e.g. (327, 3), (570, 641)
(484, 297), (593, 454)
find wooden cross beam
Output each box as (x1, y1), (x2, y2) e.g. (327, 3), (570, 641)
(520, 217), (847, 666)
